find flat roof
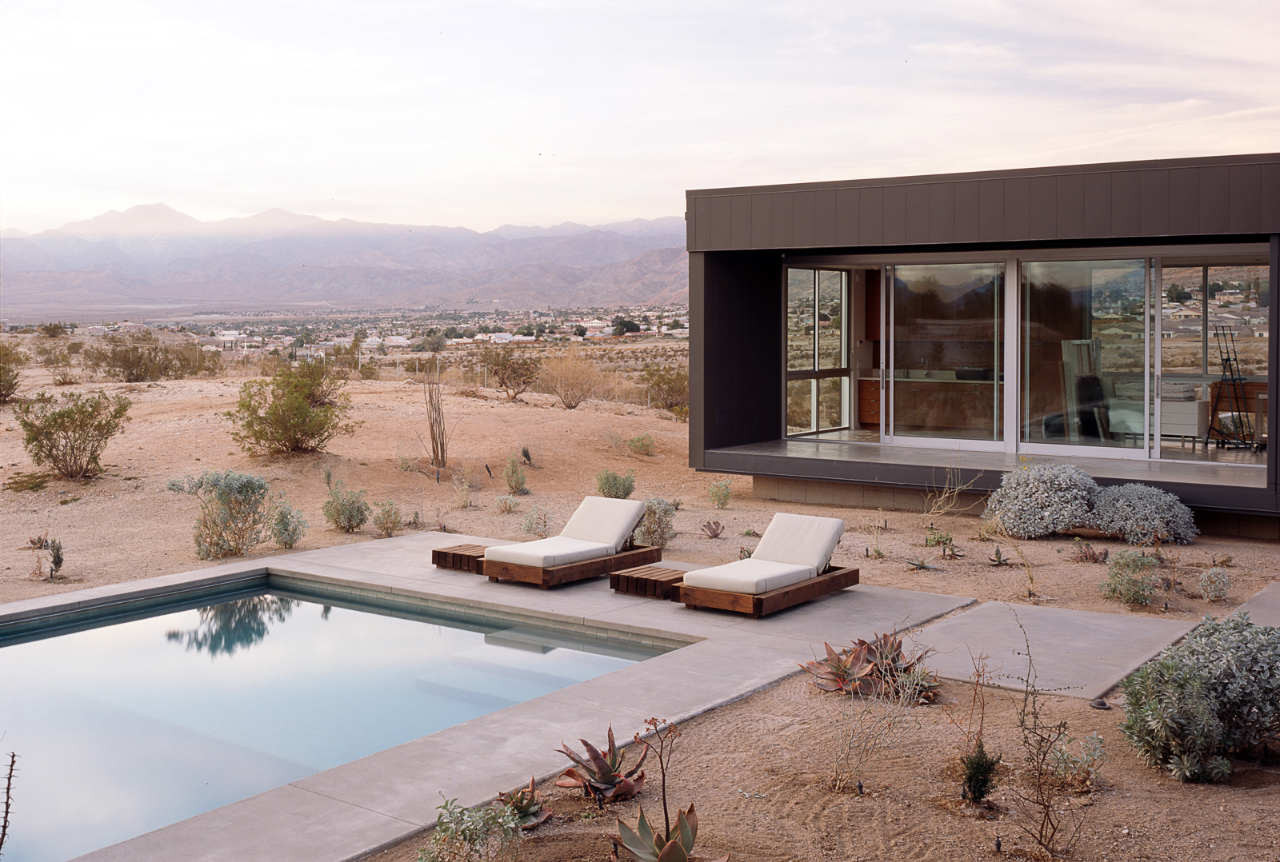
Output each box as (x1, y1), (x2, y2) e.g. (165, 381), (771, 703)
(685, 152), (1280, 253)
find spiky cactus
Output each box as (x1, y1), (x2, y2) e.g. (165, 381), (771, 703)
(496, 776), (551, 830)
(555, 726), (647, 806)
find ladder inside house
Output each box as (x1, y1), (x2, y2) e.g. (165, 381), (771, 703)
(1203, 324), (1256, 449)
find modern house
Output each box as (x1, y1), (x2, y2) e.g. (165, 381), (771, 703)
(686, 153), (1280, 534)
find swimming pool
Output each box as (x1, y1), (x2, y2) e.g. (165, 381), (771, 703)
(0, 586), (666, 861)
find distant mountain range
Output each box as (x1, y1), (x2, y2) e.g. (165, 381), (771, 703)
(0, 204), (688, 317)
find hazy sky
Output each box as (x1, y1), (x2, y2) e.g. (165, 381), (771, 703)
(2, 0), (1278, 232)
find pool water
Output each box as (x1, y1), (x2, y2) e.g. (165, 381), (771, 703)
(0, 589), (660, 861)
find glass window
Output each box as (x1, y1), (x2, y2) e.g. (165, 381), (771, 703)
(785, 268), (848, 435)
(1021, 259), (1146, 449)
(891, 263), (1003, 441)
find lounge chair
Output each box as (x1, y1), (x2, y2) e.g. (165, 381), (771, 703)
(678, 513), (857, 617)
(483, 496), (661, 588)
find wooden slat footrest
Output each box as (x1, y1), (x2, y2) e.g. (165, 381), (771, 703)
(431, 544), (487, 575)
(678, 565), (859, 618)
(610, 565), (686, 600)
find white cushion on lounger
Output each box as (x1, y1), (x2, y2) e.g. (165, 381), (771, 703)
(560, 496), (646, 552)
(484, 537), (614, 568)
(751, 513), (845, 572)
(681, 558), (815, 595)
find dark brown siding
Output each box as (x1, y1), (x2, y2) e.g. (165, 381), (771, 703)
(687, 153), (1280, 252)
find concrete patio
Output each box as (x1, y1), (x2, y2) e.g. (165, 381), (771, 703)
(0, 529), (1243, 861)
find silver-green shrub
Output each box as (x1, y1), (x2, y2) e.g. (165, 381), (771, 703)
(708, 479), (731, 509)
(421, 796), (520, 862)
(1090, 482), (1197, 545)
(596, 469), (635, 499)
(168, 470), (277, 559)
(1121, 614), (1280, 782)
(522, 506), (550, 538)
(634, 497), (677, 548)
(982, 464), (1097, 538)
(271, 503), (307, 549)
(503, 456), (528, 495)
(372, 500), (402, 538)
(1199, 567), (1231, 602)
(494, 494), (519, 514)
(322, 472), (370, 533)
(1100, 550), (1160, 606)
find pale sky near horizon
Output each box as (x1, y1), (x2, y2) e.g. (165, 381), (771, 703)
(2, 0), (1278, 233)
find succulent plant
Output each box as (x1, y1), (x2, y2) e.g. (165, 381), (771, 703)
(798, 641), (875, 695)
(906, 557), (938, 571)
(496, 776), (551, 830)
(800, 633), (940, 703)
(556, 726), (647, 805)
(988, 547), (1009, 567)
(700, 520), (724, 539)
(612, 804), (727, 862)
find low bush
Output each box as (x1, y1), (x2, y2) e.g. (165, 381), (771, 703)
(1090, 483), (1197, 545)
(708, 479), (731, 509)
(540, 351), (602, 409)
(494, 494), (519, 514)
(503, 457), (528, 495)
(0, 342), (28, 402)
(634, 497), (677, 548)
(226, 360), (358, 455)
(1199, 567), (1232, 602)
(15, 391), (131, 479)
(961, 740), (1001, 803)
(271, 503), (307, 549)
(420, 796), (520, 862)
(522, 506), (550, 538)
(596, 469), (635, 499)
(626, 433), (655, 456)
(479, 346), (541, 401)
(1100, 551), (1160, 606)
(83, 333), (220, 382)
(982, 464), (1097, 539)
(373, 501), (402, 538)
(640, 364), (688, 417)
(168, 471), (279, 559)
(1121, 614), (1280, 782)
(1050, 733), (1106, 790)
(323, 472), (371, 533)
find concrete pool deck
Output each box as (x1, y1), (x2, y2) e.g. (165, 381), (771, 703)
(1, 530), (1236, 861)
(0, 531), (970, 862)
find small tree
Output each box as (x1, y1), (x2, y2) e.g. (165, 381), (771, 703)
(226, 360), (358, 454)
(0, 342), (28, 402)
(479, 346), (541, 401)
(640, 364), (689, 416)
(15, 391), (131, 479)
(540, 351), (603, 409)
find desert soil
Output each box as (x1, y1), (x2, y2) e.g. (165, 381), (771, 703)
(3, 372), (1279, 862)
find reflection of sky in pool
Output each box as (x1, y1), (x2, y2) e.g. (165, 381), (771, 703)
(0, 591), (656, 861)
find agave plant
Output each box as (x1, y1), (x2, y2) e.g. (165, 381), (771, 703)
(612, 804), (727, 862)
(556, 726), (647, 805)
(801, 633), (940, 703)
(496, 776), (551, 830)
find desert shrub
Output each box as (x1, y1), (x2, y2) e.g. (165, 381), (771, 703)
(420, 796), (520, 862)
(640, 364), (688, 415)
(452, 472), (473, 509)
(1199, 567), (1231, 602)
(15, 391), (131, 479)
(522, 506), (550, 538)
(596, 469), (635, 499)
(540, 351), (602, 409)
(0, 342), (28, 402)
(708, 479), (731, 509)
(271, 503), (307, 549)
(358, 362), (380, 380)
(961, 740), (1001, 803)
(982, 464), (1098, 539)
(494, 494), (519, 514)
(168, 471), (278, 559)
(503, 456), (528, 495)
(626, 433), (655, 456)
(1050, 733), (1106, 790)
(1100, 551), (1160, 606)
(1121, 614), (1280, 782)
(1090, 482), (1197, 545)
(226, 360), (358, 455)
(82, 333), (216, 382)
(479, 346), (541, 401)
(634, 497), (677, 548)
(372, 501), (402, 538)
(322, 472), (371, 533)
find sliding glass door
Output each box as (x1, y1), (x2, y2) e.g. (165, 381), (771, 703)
(785, 268), (848, 435)
(888, 263), (1003, 445)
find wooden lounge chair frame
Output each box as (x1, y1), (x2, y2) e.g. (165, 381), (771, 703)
(485, 544), (663, 589)
(677, 564), (859, 618)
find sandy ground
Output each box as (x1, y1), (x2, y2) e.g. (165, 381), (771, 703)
(4, 372), (1280, 860)
(368, 675), (1280, 862)
(2, 373), (1275, 619)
